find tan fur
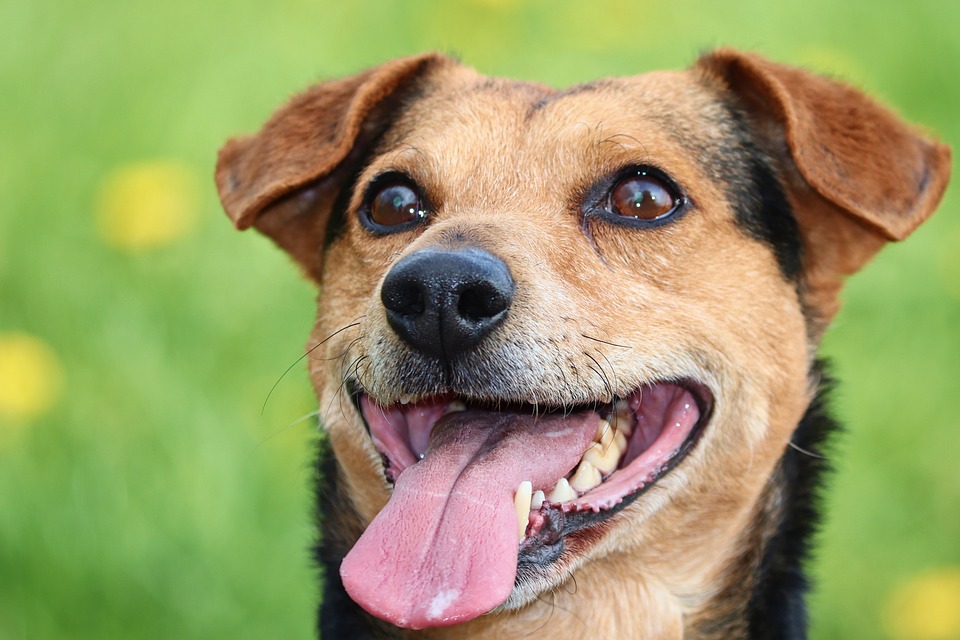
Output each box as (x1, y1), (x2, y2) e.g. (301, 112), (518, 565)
(217, 50), (949, 638)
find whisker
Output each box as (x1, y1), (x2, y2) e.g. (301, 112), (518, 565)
(322, 357), (362, 428)
(243, 409), (321, 464)
(580, 333), (631, 349)
(288, 409), (321, 427)
(583, 351), (615, 402)
(261, 320), (362, 414)
(788, 440), (827, 459)
(305, 320), (364, 360)
(261, 341), (324, 415)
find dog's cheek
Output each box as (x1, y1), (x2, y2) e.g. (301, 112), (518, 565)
(334, 423), (397, 529)
(575, 226), (812, 589)
(308, 329), (386, 524)
(318, 383), (393, 525)
(307, 240), (399, 525)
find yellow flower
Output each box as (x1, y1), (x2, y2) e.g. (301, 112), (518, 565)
(95, 160), (199, 250)
(884, 567), (960, 640)
(0, 333), (64, 441)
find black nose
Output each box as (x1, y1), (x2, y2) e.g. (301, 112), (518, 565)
(381, 248), (515, 360)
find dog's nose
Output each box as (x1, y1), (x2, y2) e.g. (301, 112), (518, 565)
(381, 248), (515, 360)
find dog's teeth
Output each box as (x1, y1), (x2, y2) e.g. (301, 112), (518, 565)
(616, 430), (627, 451)
(582, 438), (621, 475)
(569, 460), (602, 493)
(447, 401), (466, 412)
(531, 490), (545, 511)
(613, 401), (633, 436)
(596, 419), (616, 448)
(547, 478), (576, 503)
(514, 481), (533, 541)
(399, 394), (412, 405)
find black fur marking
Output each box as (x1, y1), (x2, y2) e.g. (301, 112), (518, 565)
(729, 151), (803, 281)
(313, 436), (395, 639)
(747, 364), (839, 639)
(324, 166), (362, 249)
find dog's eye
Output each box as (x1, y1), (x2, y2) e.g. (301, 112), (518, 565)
(609, 171), (680, 221)
(366, 180), (427, 230)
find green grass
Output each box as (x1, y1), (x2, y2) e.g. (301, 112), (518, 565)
(1, 1), (958, 638)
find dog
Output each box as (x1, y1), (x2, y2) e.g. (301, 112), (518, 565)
(215, 49), (950, 639)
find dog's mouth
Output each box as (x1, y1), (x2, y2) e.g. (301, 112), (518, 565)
(339, 380), (712, 629)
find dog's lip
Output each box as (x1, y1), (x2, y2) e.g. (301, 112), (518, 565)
(518, 384), (711, 567)
(349, 379), (712, 553)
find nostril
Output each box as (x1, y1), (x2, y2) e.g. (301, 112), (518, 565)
(458, 282), (508, 323)
(384, 281), (425, 317)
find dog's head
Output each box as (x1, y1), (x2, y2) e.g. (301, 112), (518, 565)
(216, 50), (949, 634)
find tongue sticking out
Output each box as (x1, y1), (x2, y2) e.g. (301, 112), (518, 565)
(340, 410), (597, 629)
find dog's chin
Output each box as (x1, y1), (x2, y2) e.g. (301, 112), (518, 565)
(345, 376), (713, 621)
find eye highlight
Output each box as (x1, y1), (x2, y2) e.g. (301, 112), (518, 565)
(361, 175), (429, 232)
(609, 170), (681, 222)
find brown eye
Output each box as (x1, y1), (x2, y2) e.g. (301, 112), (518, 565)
(367, 180), (427, 229)
(610, 171), (679, 221)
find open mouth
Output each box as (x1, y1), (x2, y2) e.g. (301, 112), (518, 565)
(340, 380), (712, 629)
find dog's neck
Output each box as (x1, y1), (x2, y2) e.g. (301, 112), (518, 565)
(315, 371), (836, 640)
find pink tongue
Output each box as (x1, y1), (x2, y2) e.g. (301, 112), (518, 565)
(340, 410), (596, 629)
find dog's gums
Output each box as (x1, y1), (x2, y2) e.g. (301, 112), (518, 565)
(343, 382), (711, 628)
(360, 383), (708, 515)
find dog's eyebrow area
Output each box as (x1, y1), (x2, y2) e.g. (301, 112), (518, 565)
(517, 79), (805, 280)
(371, 79), (720, 223)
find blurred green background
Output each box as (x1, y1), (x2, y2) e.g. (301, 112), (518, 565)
(1, 1), (958, 638)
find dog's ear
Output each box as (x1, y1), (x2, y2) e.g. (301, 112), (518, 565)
(698, 49), (951, 326)
(215, 53), (453, 281)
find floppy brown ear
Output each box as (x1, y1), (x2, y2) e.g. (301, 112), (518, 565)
(215, 52), (454, 281)
(698, 49), (951, 326)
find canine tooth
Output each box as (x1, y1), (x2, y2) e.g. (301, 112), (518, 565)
(447, 401), (466, 412)
(569, 460), (602, 493)
(399, 394), (412, 405)
(514, 481), (533, 541)
(547, 478), (576, 503)
(531, 490), (545, 510)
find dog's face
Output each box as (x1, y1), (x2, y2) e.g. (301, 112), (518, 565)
(217, 51), (949, 636)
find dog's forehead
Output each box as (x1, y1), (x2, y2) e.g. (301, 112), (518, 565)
(406, 67), (724, 134)
(377, 68), (736, 207)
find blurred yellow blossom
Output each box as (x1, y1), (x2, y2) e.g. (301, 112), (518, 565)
(0, 333), (64, 439)
(884, 567), (960, 640)
(95, 160), (199, 250)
